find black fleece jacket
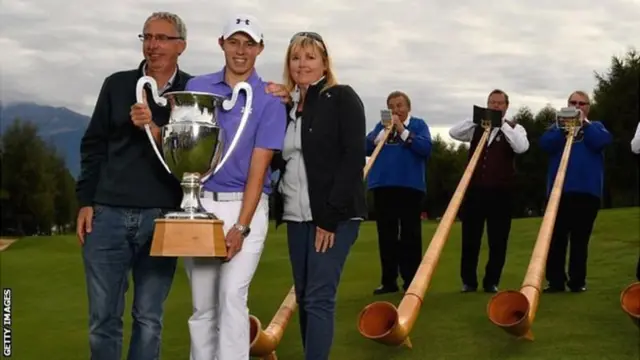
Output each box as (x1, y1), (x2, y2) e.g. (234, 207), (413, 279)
(271, 78), (368, 232)
(75, 60), (192, 209)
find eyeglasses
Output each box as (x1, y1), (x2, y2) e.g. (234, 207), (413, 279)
(138, 33), (183, 42)
(290, 32), (328, 55)
(569, 100), (589, 106)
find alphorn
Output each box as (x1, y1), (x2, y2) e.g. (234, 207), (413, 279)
(249, 287), (297, 360)
(620, 282), (640, 328)
(248, 125), (393, 359)
(486, 107), (581, 340)
(356, 120), (493, 348)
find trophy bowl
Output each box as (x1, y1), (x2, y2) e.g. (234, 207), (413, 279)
(135, 75), (254, 258)
(160, 91), (226, 220)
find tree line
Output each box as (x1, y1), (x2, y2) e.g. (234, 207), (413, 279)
(1, 50), (637, 236)
(419, 49), (639, 220)
(0, 120), (77, 236)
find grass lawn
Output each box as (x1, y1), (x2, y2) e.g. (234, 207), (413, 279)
(1, 207), (639, 359)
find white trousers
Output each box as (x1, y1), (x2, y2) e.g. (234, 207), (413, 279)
(183, 194), (270, 360)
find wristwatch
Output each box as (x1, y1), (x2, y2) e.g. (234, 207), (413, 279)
(233, 223), (251, 238)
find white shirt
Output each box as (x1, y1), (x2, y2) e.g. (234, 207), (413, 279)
(448, 118), (529, 154)
(143, 63), (177, 94)
(631, 122), (640, 154)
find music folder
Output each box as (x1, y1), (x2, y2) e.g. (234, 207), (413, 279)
(472, 105), (503, 128)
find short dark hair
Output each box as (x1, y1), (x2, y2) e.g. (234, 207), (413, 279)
(386, 91), (411, 110)
(488, 89), (509, 106)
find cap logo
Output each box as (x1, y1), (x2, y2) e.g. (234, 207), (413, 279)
(236, 18), (250, 25)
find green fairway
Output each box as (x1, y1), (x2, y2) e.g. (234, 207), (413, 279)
(1, 207), (639, 359)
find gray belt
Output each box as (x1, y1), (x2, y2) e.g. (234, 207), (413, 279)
(200, 191), (244, 202)
(200, 191), (269, 202)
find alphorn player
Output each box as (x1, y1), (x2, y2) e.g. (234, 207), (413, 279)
(365, 91), (433, 295)
(449, 89), (530, 293)
(540, 90), (612, 293)
(630, 121), (640, 281)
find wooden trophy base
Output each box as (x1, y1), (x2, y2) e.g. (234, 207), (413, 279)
(150, 218), (227, 257)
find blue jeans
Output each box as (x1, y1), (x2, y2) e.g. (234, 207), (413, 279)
(286, 220), (360, 360)
(82, 205), (177, 360)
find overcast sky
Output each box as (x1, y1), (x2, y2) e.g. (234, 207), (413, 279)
(0, 0), (637, 140)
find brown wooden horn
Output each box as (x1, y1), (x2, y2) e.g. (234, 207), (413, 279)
(620, 282), (640, 328)
(248, 125), (393, 358)
(356, 122), (492, 347)
(487, 114), (579, 341)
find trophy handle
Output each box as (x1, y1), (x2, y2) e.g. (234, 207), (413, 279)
(135, 76), (171, 173)
(212, 81), (253, 174)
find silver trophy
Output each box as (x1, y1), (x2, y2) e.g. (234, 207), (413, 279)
(135, 75), (252, 220)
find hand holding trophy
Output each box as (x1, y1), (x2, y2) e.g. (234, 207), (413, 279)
(135, 75), (253, 257)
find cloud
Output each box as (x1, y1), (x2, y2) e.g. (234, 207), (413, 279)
(0, 0), (637, 142)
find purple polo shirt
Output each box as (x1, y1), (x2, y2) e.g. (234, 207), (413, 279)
(185, 68), (286, 194)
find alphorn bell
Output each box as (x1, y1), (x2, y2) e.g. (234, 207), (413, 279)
(486, 107), (582, 340)
(249, 287), (297, 360)
(357, 115), (495, 348)
(620, 282), (640, 328)
(248, 124), (394, 359)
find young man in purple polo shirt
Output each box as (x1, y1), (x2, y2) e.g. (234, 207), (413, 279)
(181, 14), (286, 360)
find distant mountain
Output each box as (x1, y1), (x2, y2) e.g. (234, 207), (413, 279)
(0, 102), (89, 178)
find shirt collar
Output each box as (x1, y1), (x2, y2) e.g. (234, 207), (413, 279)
(142, 63), (177, 92)
(290, 76), (326, 104)
(210, 67), (260, 87)
(400, 113), (411, 126)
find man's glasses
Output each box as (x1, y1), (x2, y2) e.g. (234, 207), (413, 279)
(138, 33), (183, 42)
(569, 100), (589, 106)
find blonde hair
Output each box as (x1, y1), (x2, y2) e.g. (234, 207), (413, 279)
(283, 34), (337, 93)
(568, 90), (590, 104)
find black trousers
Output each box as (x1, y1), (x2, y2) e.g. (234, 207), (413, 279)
(636, 256), (640, 282)
(373, 187), (424, 289)
(545, 192), (600, 289)
(460, 187), (512, 289)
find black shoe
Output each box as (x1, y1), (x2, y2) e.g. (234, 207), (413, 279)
(543, 285), (565, 293)
(373, 285), (398, 295)
(569, 286), (587, 293)
(483, 285), (499, 293)
(461, 284), (477, 293)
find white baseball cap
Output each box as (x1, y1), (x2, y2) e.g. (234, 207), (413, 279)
(221, 14), (264, 43)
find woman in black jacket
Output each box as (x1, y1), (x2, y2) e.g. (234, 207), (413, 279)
(269, 32), (367, 359)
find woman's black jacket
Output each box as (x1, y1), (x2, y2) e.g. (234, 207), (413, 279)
(270, 78), (368, 233)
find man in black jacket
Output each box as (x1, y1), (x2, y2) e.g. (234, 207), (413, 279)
(75, 12), (192, 360)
